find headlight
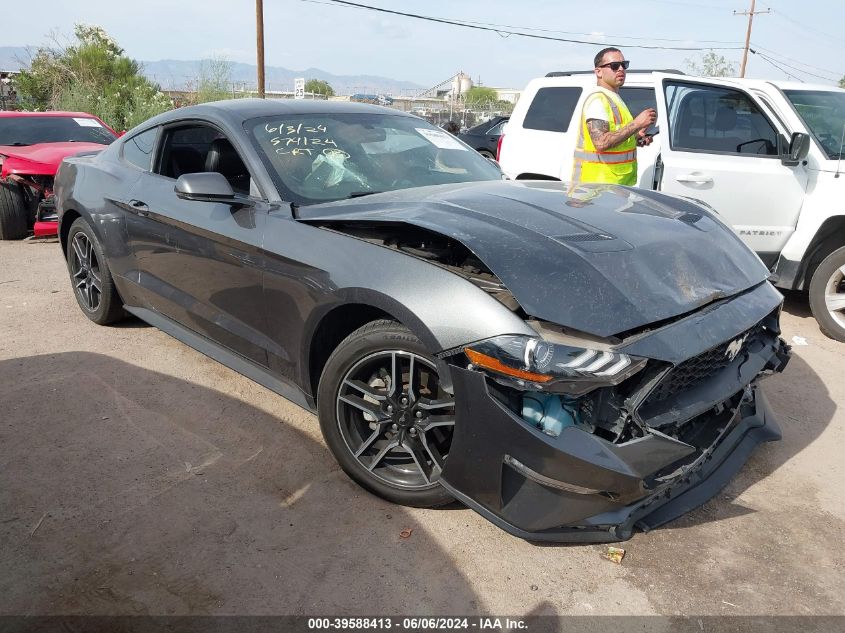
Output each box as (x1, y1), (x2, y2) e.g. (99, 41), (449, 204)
(461, 335), (646, 395)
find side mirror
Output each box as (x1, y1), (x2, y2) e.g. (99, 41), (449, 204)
(174, 172), (252, 206)
(781, 132), (810, 166)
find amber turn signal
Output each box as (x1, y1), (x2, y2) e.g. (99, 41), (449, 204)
(465, 347), (554, 383)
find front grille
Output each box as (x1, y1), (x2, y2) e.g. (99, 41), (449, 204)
(645, 323), (763, 405)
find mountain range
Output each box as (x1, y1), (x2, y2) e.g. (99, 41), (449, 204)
(0, 46), (424, 96)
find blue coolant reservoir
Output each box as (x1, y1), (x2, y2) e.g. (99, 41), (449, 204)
(521, 393), (579, 437)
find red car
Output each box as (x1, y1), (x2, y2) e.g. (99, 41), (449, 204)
(0, 111), (118, 239)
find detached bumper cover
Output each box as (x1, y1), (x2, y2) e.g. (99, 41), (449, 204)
(440, 363), (783, 543)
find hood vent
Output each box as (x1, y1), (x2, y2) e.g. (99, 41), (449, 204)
(554, 233), (615, 243)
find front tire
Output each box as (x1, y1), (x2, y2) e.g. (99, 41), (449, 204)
(317, 320), (456, 508)
(809, 245), (845, 342)
(0, 181), (29, 240)
(66, 218), (125, 325)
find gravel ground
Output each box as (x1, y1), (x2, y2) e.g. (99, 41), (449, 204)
(1, 238), (843, 618)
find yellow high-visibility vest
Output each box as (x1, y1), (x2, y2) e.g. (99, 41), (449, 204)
(571, 90), (637, 186)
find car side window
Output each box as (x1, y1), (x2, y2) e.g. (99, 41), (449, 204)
(121, 127), (158, 171)
(523, 87), (583, 132)
(619, 87), (657, 118)
(155, 124), (254, 195)
(487, 121), (507, 135)
(665, 82), (779, 157)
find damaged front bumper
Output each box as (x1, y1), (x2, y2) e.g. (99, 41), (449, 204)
(34, 195), (58, 237)
(2, 172), (59, 237)
(438, 290), (791, 543)
(440, 369), (780, 543)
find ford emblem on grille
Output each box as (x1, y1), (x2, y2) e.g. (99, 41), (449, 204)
(725, 334), (749, 361)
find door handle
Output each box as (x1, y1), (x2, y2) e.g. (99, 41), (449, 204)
(128, 199), (150, 216)
(675, 174), (713, 184)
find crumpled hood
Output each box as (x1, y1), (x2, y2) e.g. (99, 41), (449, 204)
(299, 180), (770, 337)
(0, 142), (107, 178)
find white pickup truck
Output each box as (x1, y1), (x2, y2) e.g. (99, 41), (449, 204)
(498, 71), (845, 341)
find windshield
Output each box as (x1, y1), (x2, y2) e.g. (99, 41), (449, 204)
(784, 90), (845, 159)
(0, 116), (116, 146)
(245, 113), (502, 205)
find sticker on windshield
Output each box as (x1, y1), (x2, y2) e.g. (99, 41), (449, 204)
(415, 128), (467, 150)
(74, 118), (103, 128)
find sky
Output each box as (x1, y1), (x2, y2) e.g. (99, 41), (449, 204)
(4, 0), (843, 91)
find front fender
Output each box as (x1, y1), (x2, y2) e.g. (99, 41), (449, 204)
(262, 218), (536, 397)
(775, 213), (845, 290)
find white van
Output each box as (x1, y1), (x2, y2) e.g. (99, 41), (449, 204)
(499, 70), (845, 341)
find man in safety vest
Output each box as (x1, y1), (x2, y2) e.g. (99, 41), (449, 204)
(571, 47), (657, 187)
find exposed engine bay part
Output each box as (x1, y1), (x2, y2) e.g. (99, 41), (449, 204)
(448, 307), (789, 453)
(521, 391), (592, 437)
(307, 220), (522, 311)
(490, 372), (641, 444)
(438, 321), (788, 540)
(297, 180), (772, 339)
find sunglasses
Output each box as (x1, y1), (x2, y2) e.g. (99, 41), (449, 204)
(598, 61), (630, 71)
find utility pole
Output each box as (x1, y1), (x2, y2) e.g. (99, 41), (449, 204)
(256, 0), (265, 98)
(734, 0), (770, 78)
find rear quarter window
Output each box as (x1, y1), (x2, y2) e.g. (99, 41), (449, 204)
(522, 87), (583, 132)
(121, 127), (158, 171)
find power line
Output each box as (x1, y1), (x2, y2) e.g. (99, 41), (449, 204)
(750, 44), (843, 79)
(314, 0), (746, 51)
(304, 0), (743, 45)
(413, 18), (743, 46)
(753, 52), (803, 82)
(750, 49), (836, 83)
(769, 9), (840, 45)
(303, 0), (841, 82)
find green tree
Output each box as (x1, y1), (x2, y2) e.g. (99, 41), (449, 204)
(195, 57), (233, 103)
(839, 76), (845, 89)
(15, 24), (171, 130)
(684, 50), (736, 77)
(463, 86), (498, 109)
(305, 79), (335, 97)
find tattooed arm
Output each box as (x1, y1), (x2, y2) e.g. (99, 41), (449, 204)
(586, 104), (657, 150)
(586, 118), (644, 151)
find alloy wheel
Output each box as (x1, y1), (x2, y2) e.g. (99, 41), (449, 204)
(825, 264), (845, 330)
(70, 231), (102, 313)
(336, 350), (455, 489)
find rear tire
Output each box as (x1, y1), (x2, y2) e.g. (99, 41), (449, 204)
(317, 320), (456, 508)
(809, 245), (845, 343)
(66, 218), (125, 325)
(478, 149), (495, 159)
(0, 181), (29, 240)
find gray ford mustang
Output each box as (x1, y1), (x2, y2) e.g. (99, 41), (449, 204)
(55, 99), (790, 542)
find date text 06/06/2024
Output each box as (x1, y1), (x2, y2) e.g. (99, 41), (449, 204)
(306, 617), (528, 630)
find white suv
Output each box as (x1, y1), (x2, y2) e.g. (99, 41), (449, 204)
(499, 70), (845, 342)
